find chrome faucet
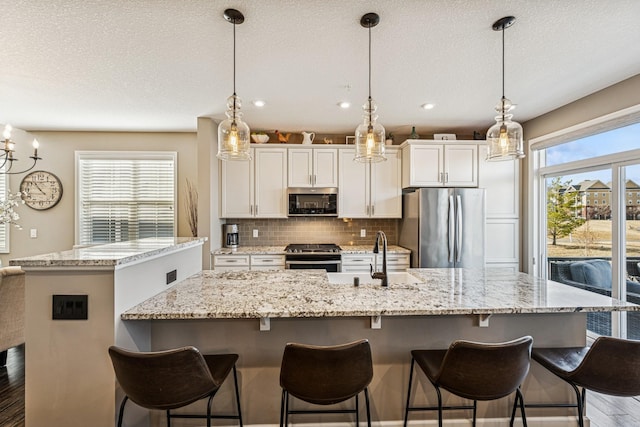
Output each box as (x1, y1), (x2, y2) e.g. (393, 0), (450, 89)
(370, 230), (388, 287)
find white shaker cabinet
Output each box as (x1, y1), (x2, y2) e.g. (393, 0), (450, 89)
(338, 147), (402, 218)
(401, 141), (478, 188)
(288, 148), (338, 188)
(220, 147), (288, 218)
(478, 144), (520, 270)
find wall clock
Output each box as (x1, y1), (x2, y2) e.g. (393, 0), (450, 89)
(19, 170), (63, 210)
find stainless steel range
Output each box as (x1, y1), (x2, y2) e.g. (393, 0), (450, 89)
(284, 244), (342, 272)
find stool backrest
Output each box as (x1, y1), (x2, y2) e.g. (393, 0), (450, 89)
(108, 345), (217, 410)
(571, 336), (640, 396)
(280, 339), (373, 405)
(436, 336), (533, 401)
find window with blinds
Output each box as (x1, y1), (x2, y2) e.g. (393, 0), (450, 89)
(76, 152), (176, 245)
(0, 172), (8, 253)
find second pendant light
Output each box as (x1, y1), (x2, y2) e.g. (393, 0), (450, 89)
(354, 12), (386, 163)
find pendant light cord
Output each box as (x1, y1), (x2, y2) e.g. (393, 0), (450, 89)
(233, 20), (237, 96)
(368, 22), (372, 100)
(501, 25), (505, 100)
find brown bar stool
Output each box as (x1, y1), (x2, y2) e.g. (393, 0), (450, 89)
(404, 336), (533, 427)
(529, 336), (640, 427)
(108, 345), (243, 427)
(279, 339), (373, 426)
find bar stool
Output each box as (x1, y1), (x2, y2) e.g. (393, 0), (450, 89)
(279, 339), (373, 426)
(404, 336), (533, 427)
(108, 345), (243, 427)
(530, 336), (640, 427)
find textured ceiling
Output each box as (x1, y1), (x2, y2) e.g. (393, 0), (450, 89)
(2, 0), (640, 136)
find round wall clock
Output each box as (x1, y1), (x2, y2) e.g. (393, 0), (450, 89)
(19, 170), (63, 210)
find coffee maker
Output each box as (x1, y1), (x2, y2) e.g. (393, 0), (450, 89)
(224, 224), (239, 250)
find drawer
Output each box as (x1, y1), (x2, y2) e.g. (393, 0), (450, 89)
(213, 255), (250, 267)
(251, 255), (285, 267)
(342, 254), (375, 265)
(385, 254), (410, 265)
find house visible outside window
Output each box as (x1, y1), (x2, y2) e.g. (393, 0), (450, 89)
(76, 151), (177, 246)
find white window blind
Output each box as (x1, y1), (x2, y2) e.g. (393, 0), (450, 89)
(76, 152), (176, 245)
(0, 172), (8, 253)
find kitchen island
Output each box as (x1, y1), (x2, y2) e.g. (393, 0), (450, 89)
(10, 237), (207, 427)
(120, 268), (638, 427)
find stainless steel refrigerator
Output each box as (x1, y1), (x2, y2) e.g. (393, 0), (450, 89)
(399, 188), (485, 268)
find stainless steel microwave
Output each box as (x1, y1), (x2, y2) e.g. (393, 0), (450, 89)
(288, 187), (338, 216)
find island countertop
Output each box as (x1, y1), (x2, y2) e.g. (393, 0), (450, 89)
(10, 237), (207, 268)
(121, 268), (639, 320)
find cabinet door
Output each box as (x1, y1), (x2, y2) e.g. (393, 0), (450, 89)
(314, 148), (338, 187)
(370, 149), (402, 218)
(478, 145), (519, 217)
(445, 145), (478, 187)
(288, 148), (313, 187)
(338, 149), (369, 218)
(220, 150), (254, 218)
(403, 145), (444, 187)
(255, 148), (288, 217)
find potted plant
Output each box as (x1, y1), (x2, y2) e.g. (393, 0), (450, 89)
(386, 132), (394, 146)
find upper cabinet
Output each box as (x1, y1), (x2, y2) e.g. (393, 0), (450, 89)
(220, 147), (288, 218)
(338, 147), (402, 218)
(288, 148), (338, 188)
(401, 140), (478, 188)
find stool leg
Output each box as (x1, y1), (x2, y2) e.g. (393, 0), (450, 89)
(117, 396), (128, 427)
(364, 387), (371, 427)
(435, 385), (443, 427)
(472, 400), (477, 427)
(285, 390), (290, 427)
(279, 389), (286, 427)
(166, 409), (171, 427)
(404, 358), (415, 427)
(207, 393), (214, 427)
(569, 383), (584, 427)
(355, 393), (359, 426)
(232, 365), (243, 426)
(518, 388), (528, 427)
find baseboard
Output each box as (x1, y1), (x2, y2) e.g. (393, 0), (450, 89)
(225, 416), (587, 427)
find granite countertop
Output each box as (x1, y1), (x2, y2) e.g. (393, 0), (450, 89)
(211, 245), (410, 255)
(10, 237), (207, 268)
(121, 268), (639, 320)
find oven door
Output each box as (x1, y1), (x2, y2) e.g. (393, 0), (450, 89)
(285, 259), (341, 272)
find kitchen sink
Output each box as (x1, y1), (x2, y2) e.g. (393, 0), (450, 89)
(326, 272), (423, 285)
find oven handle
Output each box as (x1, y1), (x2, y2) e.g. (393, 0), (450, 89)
(286, 260), (342, 267)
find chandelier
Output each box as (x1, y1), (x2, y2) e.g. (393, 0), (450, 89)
(1, 124), (42, 174)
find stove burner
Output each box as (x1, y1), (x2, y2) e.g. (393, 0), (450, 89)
(285, 244), (342, 254)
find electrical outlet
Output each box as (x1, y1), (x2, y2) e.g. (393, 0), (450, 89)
(30, 228), (37, 238)
(166, 269), (177, 285)
(52, 295), (88, 320)
(253, 229), (259, 238)
(360, 229), (366, 237)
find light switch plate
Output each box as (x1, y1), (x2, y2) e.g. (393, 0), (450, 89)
(253, 229), (259, 238)
(360, 229), (366, 237)
(30, 228), (37, 238)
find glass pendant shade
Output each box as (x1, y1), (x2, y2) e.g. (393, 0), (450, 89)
(486, 97), (524, 161)
(217, 94), (251, 161)
(354, 98), (385, 162)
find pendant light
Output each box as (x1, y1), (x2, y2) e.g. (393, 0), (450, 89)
(354, 13), (386, 163)
(486, 16), (524, 161)
(217, 8), (251, 161)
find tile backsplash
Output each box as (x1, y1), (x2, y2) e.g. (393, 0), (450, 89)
(224, 218), (399, 247)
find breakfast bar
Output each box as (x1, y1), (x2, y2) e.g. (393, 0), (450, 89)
(120, 267), (638, 427)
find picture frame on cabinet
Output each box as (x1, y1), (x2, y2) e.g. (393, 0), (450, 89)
(345, 136), (355, 145)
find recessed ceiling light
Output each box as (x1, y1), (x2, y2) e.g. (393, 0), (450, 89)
(253, 100), (266, 107)
(338, 101), (351, 109)
(421, 103), (435, 110)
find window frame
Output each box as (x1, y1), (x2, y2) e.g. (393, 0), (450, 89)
(74, 151), (177, 246)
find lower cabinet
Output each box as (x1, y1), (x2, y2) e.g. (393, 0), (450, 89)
(212, 254), (285, 271)
(341, 253), (410, 272)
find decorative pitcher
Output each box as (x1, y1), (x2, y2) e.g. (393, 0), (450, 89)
(301, 131), (315, 145)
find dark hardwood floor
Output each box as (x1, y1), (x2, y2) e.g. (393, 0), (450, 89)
(0, 344), (25, 427)
(0, 342), (639, 426)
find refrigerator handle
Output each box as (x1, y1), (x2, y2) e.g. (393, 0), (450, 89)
(456, 194), (462, 263)
(448, 195), (455, 263)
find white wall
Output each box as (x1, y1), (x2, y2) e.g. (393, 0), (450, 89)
(3, 131), (197, 266)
